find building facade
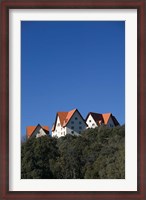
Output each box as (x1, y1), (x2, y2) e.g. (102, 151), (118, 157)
(86, 112), (119, 129)
(26, 124), (49, 139)
(52, 109), (87, 138)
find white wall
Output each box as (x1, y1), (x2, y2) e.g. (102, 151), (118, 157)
(30, 126), (47, 138)
(86, 114), (98, 128)
(36, 127), (47, 138)
(52, 116), (66, 138)
(86, 114), (116, 128)
(52, 111), (87, 138)
(66, 111), (87, 135)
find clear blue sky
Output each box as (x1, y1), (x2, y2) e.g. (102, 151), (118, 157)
(21, 21), (125, 136)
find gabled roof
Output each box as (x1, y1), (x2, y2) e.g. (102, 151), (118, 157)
(58, 112), (68, 126)
(102, 113), (111, 124)
(26, 124), (49, 138)
(86, 112), (103, 123)
(86, 112), (120, 126)
(111, 115), (120, 126)
(52, 112), (68, 131)
(63, 109), (76, 127)
(51, 124), (55, 131)
(52, 109), (87, 131)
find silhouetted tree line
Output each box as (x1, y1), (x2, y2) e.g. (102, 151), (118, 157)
(21, 125), (125, 179)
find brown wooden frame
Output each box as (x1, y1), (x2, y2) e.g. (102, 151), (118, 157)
(0, 0), (145, 199)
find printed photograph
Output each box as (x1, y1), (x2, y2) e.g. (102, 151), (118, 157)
(21, 21), (125, 179)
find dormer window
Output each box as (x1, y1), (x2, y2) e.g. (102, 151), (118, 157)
(75, 117), (78, 120)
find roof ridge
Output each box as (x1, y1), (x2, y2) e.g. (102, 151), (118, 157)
(102, 113), (111, 124)
(26, 124), (49, 137)
(63, 109), (77, 127)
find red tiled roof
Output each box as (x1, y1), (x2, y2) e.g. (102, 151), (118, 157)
(26, 125), (49, 138)
(102, 113), (111, 124)
(58, 112), (68, 126)
(52, 109), (87, 131)
(26, 126), (36, 137)
(63, 109), (76, 126)
(86, 112), (119, 126)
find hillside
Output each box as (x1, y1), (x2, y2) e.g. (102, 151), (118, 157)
(21, 125), (125, 179)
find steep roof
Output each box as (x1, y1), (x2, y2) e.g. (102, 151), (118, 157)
(51, 124), (55, 131)
(86, 112), (103, 123)
(111, 115), (120, 126)
(52, 109), (87, 131)
(86, 112), (120, 126)
(63, 109), (76, 126)
(102, 113), (111, 124)
(26, 124), (49, 138)
(52, 112), (68, 131)
(58, 112), (68, 126)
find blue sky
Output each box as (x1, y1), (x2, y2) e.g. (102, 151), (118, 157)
(21, 21), (125, 136)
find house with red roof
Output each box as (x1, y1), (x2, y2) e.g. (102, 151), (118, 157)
(26, 124), (49, 139)
(86, 112), (119, 129)
(52, 109), (87, 138)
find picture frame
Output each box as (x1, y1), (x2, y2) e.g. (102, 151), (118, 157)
(0, 0), (145, 199)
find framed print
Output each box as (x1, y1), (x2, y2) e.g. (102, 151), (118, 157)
(0, 0), (145, 199)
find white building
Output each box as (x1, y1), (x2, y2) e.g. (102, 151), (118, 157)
(86, 112), (119, 129)
(26, 124), (49, 139)
(52, 109), (87, 138)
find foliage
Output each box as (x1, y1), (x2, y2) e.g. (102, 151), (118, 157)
(21, 125), (125, 179)
(21, 136), (59, 179)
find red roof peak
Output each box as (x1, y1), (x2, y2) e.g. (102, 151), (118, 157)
(102, 113), (111, 124)
(52, 108), (86, 130)
(62, 109), (77, 126)
(26, 124), (49, 137)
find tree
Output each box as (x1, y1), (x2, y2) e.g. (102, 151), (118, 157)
(21, 136), (59, 179)
(21, 125), (125, 179)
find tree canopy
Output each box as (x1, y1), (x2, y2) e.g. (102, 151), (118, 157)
(21, 125), (125, 179)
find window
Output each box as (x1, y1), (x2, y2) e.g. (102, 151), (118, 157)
(79, 121), (82, 124)
(89, 120), (91, 122)
(57, 123), (60, 126)
(71, 131), (74, 134)
(79, 126), (82, 130)
(71, 121), (74, 124)
(75, 117), (78, 120)
(71, 126), (74, 129)
(79, 131), (81, 134)
(92, 123), (95, 126)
